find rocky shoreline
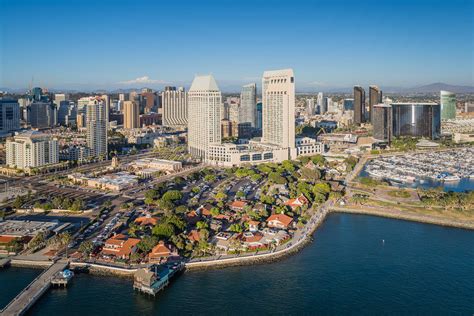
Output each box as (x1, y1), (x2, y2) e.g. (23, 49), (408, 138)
(331, 207), (474, 231)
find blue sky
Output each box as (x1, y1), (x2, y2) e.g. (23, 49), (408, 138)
(0, 0), (473, 91)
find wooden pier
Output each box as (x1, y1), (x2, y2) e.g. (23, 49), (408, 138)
(0, 260), (69, 316)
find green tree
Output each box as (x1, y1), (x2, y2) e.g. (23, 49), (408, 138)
(204, 174), (217, 182)
(268, 172), (287, 184)
(260, 195), (275, 205)
(215, 191), (227, 201)
(152, 223), (175, 239)
(79, 241), (94, 255)
(210, 207), (221, 217)
(313, 182), (331, 195)
(229, 223), (243, 233)
(311, 154), (326, 166)
(161, 190), (183, 202)
(70, 198), (85, 211)
(196, 221), (209, 230)
(137, 236), (159, 253)
(282, 160), (296, 172)
(6, 239), (23, 253)
(300, 167), (321, 181)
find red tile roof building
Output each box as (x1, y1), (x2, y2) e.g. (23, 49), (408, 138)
(266, 214), (294, 229)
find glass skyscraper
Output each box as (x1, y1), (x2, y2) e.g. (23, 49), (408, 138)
(440, 90), (456, 120)
(343, 98), (354, 111)
(391, 103), (441, 139)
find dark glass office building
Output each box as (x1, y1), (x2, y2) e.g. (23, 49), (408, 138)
(391, 103), (441, 139)
(353, 86), (365, 125)
(372, 104), (392, 142)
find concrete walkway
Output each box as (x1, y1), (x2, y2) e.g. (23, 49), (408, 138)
(1, 260), (68, 316)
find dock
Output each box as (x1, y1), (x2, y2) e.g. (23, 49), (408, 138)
(0, 258), (11, 268)
(0, 260), (69, 316)
(133, 262), (185, 296)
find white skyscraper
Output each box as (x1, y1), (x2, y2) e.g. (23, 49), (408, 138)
(187, 75), (222, 159)
(6, 131), (58, 170)
(86, 97), (108, 159)
(306, 98), (315, 116)
(240, 83), (257, 127)
(317, 92), (323, 113)
(262, 69), (296, 158)
(162, 86), (188, 127)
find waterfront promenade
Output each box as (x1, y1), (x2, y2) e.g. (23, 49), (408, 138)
(186, 203), (331, 268)
(0, 260), (68, 316)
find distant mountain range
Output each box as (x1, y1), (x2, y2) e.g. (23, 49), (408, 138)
(400, 83), (474, 94)
(1, 82), (473, 94)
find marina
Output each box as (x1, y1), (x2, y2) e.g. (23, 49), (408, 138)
(363, 148), (474, 188)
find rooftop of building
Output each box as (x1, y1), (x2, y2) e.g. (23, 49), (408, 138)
(189, 75), (220, 92)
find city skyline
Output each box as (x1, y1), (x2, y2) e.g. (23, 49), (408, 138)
(1, 0), (473, 91)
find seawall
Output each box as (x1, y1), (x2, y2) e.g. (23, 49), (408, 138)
(330, 207), (474, 230)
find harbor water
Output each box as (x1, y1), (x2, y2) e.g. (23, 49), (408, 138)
(1, 213), (472, 315)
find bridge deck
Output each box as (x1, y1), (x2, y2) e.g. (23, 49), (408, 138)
(1, 260), (68, 316)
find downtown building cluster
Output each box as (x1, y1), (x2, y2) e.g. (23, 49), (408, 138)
(187, 69), (324, 166)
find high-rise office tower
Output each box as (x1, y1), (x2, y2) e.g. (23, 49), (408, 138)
(343, 98), (354, 111)
(372, 103), (392, 142)
(53, 93), (69, 109)
(119, 93), (128, 102)
(187, 75), (222, 159)
(369, 85), (382, 122)
(58, 101), (76, 125)
(320, 97), (329, 114)
(354, 85), (366, 125)
(28, 102), (56, 128)
(391, 102), (441, 139)
(162, 86), (187, 127)
(129, 91), (140, 111)
(102, 94), (110, 127)
(262, 69), (296, 158)
(123, 101), (140, 129)
(86, 98), (108, 158)
(240, 83), (257, 127)
(317, 92), (323, 113)
(306, 98), (315, 116)
(6, 131), (58, 169)
(255, 102), (263, 131)
(0, 99), (20, 135)
(440, 90), (456, 120)
(141, 92), (157, 113)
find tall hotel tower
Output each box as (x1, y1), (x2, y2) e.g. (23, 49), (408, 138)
(353, 85), (366, 125)
(262, 69), (296, 159)
(187, 75), (222, 159)
(162, 86), (188, 127)
(240, 83), (257, 127)
(368, 85), (382, 122)
(86, 97), (108, 159)
(123, 101), (140, 129)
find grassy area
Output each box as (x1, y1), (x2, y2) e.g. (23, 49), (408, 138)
(361, 197), (474, 222)
(387, 190), (411, 199)
(358, 177), (384, 187)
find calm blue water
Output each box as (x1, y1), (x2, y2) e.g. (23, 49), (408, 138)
(360, 168), (474, 192)
(2, 214), (473, 315)
(0, 267), (42, 309)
